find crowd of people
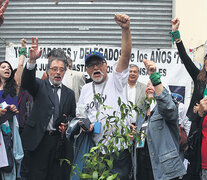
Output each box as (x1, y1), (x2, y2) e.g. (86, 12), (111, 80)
(0, 1), (207, 180)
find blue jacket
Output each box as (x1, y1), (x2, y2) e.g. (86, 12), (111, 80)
(66, 120), (95, 180)
(1, 116), (24, 180)
(132, 88), (186, 180)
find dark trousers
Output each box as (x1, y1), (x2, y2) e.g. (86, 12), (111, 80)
(112, 149), (132, 180)
(181, 163), (200, 180)
(20, 150), (30, 179)
(20, 126), (30, 179)
(28, 133), (68, 180)
(136, 144), (154, 180)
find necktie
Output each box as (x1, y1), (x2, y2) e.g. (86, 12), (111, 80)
(53, 86), (60, 122)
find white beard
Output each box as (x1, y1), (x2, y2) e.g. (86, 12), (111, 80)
(92, 70), (104, 83)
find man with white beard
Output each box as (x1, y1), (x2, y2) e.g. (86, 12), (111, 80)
(76, 14), (132, 179)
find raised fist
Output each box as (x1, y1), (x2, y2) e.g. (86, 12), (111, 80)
(21, 38), (27, 48)
(114, 14), (130, 30)
(171, 18), (180, 32)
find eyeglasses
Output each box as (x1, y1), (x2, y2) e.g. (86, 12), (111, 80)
(86, 61), (106, 69)
(49, 67), (65, 73)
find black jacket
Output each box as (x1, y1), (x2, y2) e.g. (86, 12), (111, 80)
(176, 41), (204, 177)
(21, 65), (76, 151)
(176, 41), (206, 121)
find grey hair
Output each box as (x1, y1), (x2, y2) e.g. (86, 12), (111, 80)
(129, 64), (139, 72)
(47, 48), (66, 59)
(46, 49), (68, 71)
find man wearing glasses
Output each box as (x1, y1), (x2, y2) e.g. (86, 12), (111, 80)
(21, 39), (76, 180)
(76, 14), (132, 179)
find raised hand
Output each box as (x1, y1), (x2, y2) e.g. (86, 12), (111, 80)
(171, 17), (180, 32)
(143, 59), (156, 75)
(114, 14), (130, 30)
(28, 37), (42, 63)
(0, 0), (9, 26)
(21, 38), (27, 48)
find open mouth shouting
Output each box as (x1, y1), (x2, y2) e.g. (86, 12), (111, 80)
(92, 70), (104, 83)
(93, 71), (102, 76)
(3, 71), (11, 77)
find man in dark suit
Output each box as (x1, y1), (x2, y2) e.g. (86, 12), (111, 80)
(21, 37), (76, 180)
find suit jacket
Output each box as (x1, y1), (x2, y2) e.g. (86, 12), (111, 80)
(21, 66), (76, 151)
(62, 69), (85, 103)
(125, 81), (146, 123)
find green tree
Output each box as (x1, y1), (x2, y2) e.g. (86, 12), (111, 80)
(74, 94), (148, 180)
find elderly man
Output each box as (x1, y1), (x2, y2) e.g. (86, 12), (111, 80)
(42, 51), (85, 103)
(0, 0), (9, 26)
(126, 64), (146, 123)
(75, 14), (132, 179)
(132, 59), (186, 180)
(21, 38), (76, 180)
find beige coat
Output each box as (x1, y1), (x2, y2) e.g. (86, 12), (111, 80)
(62, 69), (86, 103)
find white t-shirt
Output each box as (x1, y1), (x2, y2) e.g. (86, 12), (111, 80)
(126, 83), (136, 104)
(77, 63), (129, 145)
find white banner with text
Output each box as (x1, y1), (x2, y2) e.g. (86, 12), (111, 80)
(6, 44), (193, 107)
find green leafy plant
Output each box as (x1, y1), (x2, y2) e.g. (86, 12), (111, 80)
(71, 94), (148, 180)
